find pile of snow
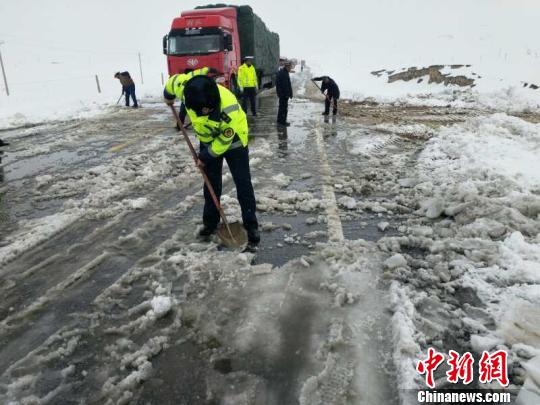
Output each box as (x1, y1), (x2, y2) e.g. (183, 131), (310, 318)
(150, 296), (173, 318)
(422, 113), (540, 191)
(382, 113), (540, 396)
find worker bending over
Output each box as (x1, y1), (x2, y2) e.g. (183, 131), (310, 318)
(163, 71), (260, 248)
(313, 76), (340, 115)
(114, 71), (138, 108)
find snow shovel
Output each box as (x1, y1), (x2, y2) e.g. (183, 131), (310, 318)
(116, 93), (124, 105)
(311, 79), (331, 102)
(169, 105), (247, 248)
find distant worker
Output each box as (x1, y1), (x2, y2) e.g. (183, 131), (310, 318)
(114, 71), (138, 108)
(300, 60), (306, 72)
(0, 138), (8, 169)
(237, 56), (258, 116)
(163, 73), (260, 249)
(313, 76), (340, 115)
(276, 60), (293, 127)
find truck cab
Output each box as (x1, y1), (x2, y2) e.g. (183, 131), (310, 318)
(163, 7), (241, 91)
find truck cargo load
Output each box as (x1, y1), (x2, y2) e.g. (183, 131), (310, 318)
(195, 4), (280, 80)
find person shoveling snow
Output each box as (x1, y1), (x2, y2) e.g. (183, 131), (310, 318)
(312, 75), (340, 116)
(164, 72), (260, 250)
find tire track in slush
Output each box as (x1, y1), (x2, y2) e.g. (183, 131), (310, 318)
(313, 120), (344, 242)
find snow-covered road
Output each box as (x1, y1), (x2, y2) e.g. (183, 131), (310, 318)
(0, 74), (539, 404)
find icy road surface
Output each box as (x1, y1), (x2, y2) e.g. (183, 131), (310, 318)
(0, 74), (539, 404)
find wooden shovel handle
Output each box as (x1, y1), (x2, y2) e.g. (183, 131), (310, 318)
(169, 105), (235, 239)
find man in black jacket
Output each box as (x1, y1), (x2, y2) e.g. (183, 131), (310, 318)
(313, 76), (340, 115)
(114, 71), (138, 108)
(276, 61), (293, 126)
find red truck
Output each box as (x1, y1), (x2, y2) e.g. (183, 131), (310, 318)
(162, 5), (280, 93)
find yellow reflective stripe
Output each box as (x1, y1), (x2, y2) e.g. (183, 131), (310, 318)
(222, 104), (240, 114)
(171, 74), (179, 90)
(215, 135), (233, 145)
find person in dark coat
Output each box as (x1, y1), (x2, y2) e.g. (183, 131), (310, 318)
(313, 76), (340, 115)
(276, 61), (293, 126)
(0, 138), (8, 172)
(114, 71), (138, 108)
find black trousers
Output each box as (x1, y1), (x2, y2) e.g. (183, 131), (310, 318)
(124, 84), (138, 107)
(200, 144), (258, 232)
(324, 95), (338, 115)
(241, 87), (257, 115)
(277, 96), (289, 124)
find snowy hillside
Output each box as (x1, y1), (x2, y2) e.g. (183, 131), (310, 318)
(2, 0), (540, 128)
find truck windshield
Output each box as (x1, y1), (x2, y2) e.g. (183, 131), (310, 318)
(169, 34), (222, 55)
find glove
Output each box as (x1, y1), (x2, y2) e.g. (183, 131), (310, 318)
(164, 97), (175, 106)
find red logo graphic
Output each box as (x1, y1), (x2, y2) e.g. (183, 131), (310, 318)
(447, 350), (474, 385)
(417, 349), (508, 388)
(416, 348), (445, 389)
(479, 350), (509, 386)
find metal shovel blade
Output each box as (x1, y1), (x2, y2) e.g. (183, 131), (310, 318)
(217, 221), (247, 248)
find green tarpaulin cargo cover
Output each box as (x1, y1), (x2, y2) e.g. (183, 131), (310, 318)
(195, 4), (280, 77)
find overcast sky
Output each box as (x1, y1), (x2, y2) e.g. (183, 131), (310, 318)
(1, 0), (539, 84)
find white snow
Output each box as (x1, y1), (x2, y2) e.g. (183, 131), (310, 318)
(384, 254), (407, 270)
(272, 173), (292, 188)
(150, 296), (172, 318)
(127, 197), (149, 210)
(0, 212), (80, 269)
(422, 113), (540, 192)
(337, 196), (357, 210)
(386, 111), (540, 394)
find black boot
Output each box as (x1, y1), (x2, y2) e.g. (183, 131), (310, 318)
(0, 139), (9, 147)
(197, 225), (216, 241)
(243, 228), (260, 253)
(247, 228), (260, 245)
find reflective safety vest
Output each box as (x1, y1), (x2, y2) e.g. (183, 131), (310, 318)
(186, 84), (248, 157)
(237, 64), (258, 89)
(164, 67), (212, 100)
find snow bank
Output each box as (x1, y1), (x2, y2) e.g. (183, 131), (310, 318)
(385, 112), (540, 394)
(422, 113), (540, 192)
